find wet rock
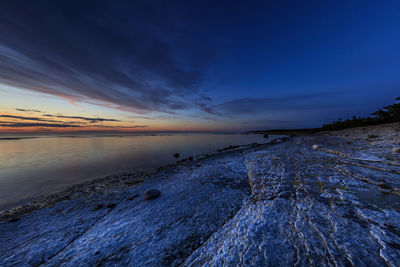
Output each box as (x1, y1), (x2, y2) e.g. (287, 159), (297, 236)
(8, 217), (19, 223)
(174, 153), (180, 158)
(144, 189), (161, 200)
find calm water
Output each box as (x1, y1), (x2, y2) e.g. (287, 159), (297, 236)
(0, 133), (281, 209)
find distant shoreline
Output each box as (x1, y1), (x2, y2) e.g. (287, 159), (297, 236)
(0, 137), (37, 140)
(0, 135), (288, 220)
(250, 129), (321, 135)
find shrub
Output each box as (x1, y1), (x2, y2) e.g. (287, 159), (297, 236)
(322, 97), (399, 131)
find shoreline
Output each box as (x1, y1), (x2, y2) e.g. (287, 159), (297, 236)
(0, 136), (289, 221)
(2, 122), (398, 220)
(1, 123), (399, 266)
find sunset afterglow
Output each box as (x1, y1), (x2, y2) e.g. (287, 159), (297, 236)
(1, 1), (400, 132)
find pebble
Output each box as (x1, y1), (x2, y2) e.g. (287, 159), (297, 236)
(107, 203), (116, 209)
(144, 189), (161, 200)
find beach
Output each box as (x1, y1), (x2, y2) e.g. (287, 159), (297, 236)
(1, 123), (399, 266)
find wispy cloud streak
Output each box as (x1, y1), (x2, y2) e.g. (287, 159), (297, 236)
(15, 108), (42, 113)
(43, 114), (120, 123)
(0, 111), (144, 131)
(0, 122), (81, 128)
(0, 1), (212, 115)
(0, 114), (60, 123)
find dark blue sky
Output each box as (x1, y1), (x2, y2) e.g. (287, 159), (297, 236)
(0, 0), (399, 131)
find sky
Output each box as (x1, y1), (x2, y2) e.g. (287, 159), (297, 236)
(0, 0), (399, 132)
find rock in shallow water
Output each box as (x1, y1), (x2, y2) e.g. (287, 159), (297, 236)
(144, 189), (161, 200)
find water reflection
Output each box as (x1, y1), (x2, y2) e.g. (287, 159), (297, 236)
(0, 133), (280, 209)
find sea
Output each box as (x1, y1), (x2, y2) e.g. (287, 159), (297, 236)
(0, 132), (283, 209)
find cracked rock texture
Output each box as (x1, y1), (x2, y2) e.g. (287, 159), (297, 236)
(1, 124), (400, 266)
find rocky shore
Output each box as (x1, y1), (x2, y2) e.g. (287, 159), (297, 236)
(1, 123), (399, 266)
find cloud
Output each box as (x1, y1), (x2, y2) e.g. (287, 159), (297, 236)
(90, 125), (148, 129)
(128, 116), (156, 120)
(43, 114), (120, 123)
(0, 1), (213, 115)
(15, 108), (42, 113)
(199, 93), (349, 116)
(0, 122), (81, 128)
(0, 111), (147, 131)
(0, 120), (147, 130)
(1, 113), (119, 124)
(0, 114), (61, 123)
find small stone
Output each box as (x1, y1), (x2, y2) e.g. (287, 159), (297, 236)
(144, 189), (161, 200)
(312, 144), (319, 150)
(94, 204), (103, 210)
(173, 153), (180, 158)
(392, 147), (400, 153)
(9, 217), (20, 223)
(107, 203), (116, 209)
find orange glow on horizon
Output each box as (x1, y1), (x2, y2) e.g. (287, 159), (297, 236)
(0, 112), (229, 133)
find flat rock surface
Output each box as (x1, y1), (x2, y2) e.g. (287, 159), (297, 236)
(0, 152), (251, 266)
(1, 124), (400, 266)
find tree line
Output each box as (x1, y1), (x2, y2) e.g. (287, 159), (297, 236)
(322, 97), (400, 131)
